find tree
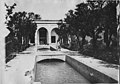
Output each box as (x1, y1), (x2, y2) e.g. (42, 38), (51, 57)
(5, 3), (17, 34)
(87, 0), (118, 49)
(74, 3), (90, 49)
(86, 0), (105, 48)
(102, 1), (118, 48)
(56, 20), (68, 45)
(5, 3), (41, 51)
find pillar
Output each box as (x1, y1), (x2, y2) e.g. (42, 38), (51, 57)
(48, 29), (51, 45)
(35, 30), (37, 45)
(35, 29), (39, 45)
(37, 30), (39, 45)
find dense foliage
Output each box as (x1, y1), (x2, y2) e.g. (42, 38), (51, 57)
(57, 0), (119, 64)
(5, 3), (41, 62)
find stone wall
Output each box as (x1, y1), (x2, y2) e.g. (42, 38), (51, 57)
(65, 56), (118, 83)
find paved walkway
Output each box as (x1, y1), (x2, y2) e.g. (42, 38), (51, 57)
(4, 46), (71, 84)
(4, 46), (119, 84)
(49, 44), (119, 81)
(69, 56), (119, 81)
(5, 46), (36, 84)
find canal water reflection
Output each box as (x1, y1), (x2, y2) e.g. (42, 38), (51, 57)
(35, 59), (91, 84)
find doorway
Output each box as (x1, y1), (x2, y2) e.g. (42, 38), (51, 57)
(39, 28), (48, 44)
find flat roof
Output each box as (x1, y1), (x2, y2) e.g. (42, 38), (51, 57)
(33, 20), (63, 24)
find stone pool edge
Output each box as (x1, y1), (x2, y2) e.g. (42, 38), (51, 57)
(33, 55), (118, 84)
(65, 55), (118, 83)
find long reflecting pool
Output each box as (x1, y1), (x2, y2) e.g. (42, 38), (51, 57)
(35, 59), (91, 84)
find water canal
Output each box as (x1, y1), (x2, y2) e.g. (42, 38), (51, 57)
(35, 59), (91, 84)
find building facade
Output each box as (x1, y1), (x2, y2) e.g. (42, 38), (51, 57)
(34, 20), (61, 45)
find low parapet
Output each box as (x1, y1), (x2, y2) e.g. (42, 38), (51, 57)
(33, 20), (64, 24)
(36, 55), (66, 62)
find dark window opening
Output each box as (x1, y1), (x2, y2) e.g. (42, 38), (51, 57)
(39, 28), (47, 44)
(51, 36), (56, 43)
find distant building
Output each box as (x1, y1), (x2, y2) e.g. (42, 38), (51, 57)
(33, 20), (61, 45)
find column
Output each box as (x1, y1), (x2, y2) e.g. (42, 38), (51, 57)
(35, 29), (39, 45)
(48, 31), (51, 45)
(35, 30), (37, 45)
(37, 30), (39, 45)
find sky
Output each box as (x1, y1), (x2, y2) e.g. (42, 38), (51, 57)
(6, 0), (85, 20)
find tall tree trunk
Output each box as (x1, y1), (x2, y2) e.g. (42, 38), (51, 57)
(68, 35), (72, 48)
(76, 35), (81, 50)
(17, 33), (22, 51)
(26, 35), (30, 47)
(81, 35), (86, 48)
(63, 35), (68, 45)
(30, 32), (35, 43)
(104, 29), (111, 49)
(92, 31), (97, 49)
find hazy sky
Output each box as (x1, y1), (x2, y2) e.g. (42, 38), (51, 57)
(6, 0), (85, 20)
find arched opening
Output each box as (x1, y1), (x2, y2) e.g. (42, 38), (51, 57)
(37, 58), (64, 63)
(38, 28), (48, 45)
(51, 28), (59, 43)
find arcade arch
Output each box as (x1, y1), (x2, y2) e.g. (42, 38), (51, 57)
(38, 27), (48, 45)
(34, 20), (64, 45)
(51, 28), (59, 43)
